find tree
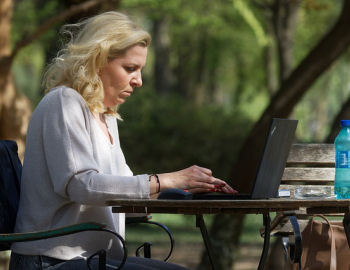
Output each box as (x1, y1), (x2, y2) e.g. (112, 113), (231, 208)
(198, 0), (350, 269)
(0, 0), (119, 158)
(256, 0), (301, 95)
(122, 0), (262, 106)
(326, 69), (350, 142)
(152, 16), (173, 94)
(0, 0), (31, 158)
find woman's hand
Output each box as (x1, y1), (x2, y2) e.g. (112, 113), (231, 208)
(154, 165), (237, 194)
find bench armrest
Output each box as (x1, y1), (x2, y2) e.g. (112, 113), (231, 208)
(126, 218), (174, 262)
(0, 222), (106, 242)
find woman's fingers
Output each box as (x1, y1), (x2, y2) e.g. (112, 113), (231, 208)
(194, 175), (226, 189)
(189, 165), (213, 179)
(176, 165), (238, 194)
(220, 184), (238, 194)
(191, 177), (237, 194)
(188, 184), (238, 194)
(196, 165), (212, 176)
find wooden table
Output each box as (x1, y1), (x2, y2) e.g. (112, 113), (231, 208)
(107, 198), (350, 270)
(107, 198), (350, 214)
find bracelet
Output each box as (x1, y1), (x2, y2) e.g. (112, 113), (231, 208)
(149, 174), (160, 193)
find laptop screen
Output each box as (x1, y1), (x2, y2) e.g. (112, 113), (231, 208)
(250, 118), (298, 199)
(157, 118), (298, 201)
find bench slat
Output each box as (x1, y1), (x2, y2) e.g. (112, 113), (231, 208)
(282, 168), (335, 183)
(270, 144), (339, 238)
(287, 144), (334, 165)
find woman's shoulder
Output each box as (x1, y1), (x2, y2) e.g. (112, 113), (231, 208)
(42, 86), (87, 109)
(46, 86), (84, 101)
(30, 86), (92, 129)
(32, 86), (90, 121)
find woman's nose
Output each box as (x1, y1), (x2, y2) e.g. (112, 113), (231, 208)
(131, 73), (142, 88)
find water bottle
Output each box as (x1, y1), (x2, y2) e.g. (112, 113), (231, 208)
(334, 120), (350, 199)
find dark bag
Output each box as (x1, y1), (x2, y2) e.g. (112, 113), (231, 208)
(0, 140), (22, 250)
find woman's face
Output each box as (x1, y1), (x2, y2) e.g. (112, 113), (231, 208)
(99, 45), (148, 107)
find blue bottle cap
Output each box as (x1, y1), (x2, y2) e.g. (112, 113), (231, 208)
(341, 120), (350, 127)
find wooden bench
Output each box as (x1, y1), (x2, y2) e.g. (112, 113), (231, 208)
(281, 143), (334, 198)
(269, 143), (336, 235)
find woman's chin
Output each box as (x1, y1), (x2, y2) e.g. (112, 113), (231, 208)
(117, 98), (126, 104)
(105, 99), (125, 107)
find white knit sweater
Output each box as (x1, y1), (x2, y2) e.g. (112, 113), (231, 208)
(12, 86), (149, 260)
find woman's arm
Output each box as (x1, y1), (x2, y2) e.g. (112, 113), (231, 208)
(149, 165), (236, 195)
(40, 88), (150, 205)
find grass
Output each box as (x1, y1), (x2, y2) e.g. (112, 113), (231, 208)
(125, 213), (272, 267)
(125, 213), (269, 246)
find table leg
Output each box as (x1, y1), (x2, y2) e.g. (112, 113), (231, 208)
(196, 214), (217, 270)
(257, 213), (271, 270)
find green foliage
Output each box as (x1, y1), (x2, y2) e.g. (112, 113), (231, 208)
(11, 44), (45, 105)
(121, 0), (269, 113)
(119, 88), (252, 181)
(10, 0), (350, 169)
(11, 0), (350, 144)
(292, 1), (350, 141)
(8, 0), (350, 265)
(294, 0), (342, 67)
(233, 0), (269, 47)
(11, 0), (64, 105)
(293, 55), (350, 142)
(11, 0), (61, 48)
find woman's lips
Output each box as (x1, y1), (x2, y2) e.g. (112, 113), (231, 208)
(121, 91), (133, 97)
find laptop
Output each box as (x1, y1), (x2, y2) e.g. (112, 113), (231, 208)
(191, 118), (298, 200)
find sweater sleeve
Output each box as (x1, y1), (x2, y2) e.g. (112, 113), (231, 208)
(41, 88), (150, 205)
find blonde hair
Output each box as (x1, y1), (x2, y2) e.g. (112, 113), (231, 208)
(43, 11), (151, 116)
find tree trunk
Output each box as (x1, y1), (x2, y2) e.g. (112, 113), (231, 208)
(152, 17), (173, 94)
(260, 0), (301, 95)
(0, 0), (119, 159)
(193, 32), (208, 105)
(208, 46), (220, 104)
(264, 40), (278, 96)
(173, 30), (208, 102)
(263, 2), (300, 267)
(312, 86), (328, 142)
(326, 97), (350, 143)
(0, 0), (12, 111)
(174, 43), (192, 98)
(235, 0), (350, 194)
(272, 0), (301, 83)
(0, 0), (31, 159)
(201, 0), (350, 269)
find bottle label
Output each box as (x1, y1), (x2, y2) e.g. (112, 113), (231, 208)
(336, 151), (350, 168)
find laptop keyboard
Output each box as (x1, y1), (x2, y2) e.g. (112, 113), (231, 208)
(192, 193), (252, 200)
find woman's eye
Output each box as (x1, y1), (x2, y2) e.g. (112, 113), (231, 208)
(125, 66), (136, 72)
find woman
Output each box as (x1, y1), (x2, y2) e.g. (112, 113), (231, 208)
(10, 11), (236, 269)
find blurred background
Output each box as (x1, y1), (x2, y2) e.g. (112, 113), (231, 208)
(1, 0), (350, 269)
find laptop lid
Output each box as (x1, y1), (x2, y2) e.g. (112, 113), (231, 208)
(158, 118), (298, 201)
(250, 118), (298, 199)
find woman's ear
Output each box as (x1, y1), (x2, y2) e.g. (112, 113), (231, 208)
(97, 65), (104, 76)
